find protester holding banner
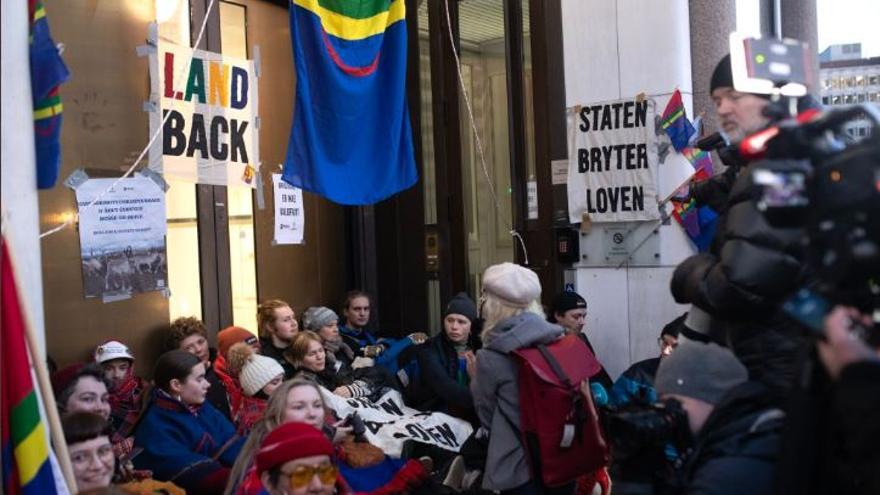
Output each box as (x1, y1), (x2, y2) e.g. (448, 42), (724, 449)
(415, 292), (481, 423)
(133, 350), (244, 495)
(471, 263), (571, 495)
(288, 331), (389, 400)
(257, 299), (300, 379)
(165, 316), (232, 419)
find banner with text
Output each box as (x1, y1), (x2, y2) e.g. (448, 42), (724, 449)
(321, 388), (473, 458)
(568, 98), (659, 223)
(149, 37), (259, 187)
(273, 173), (304, 245)
(76, 177), (168, 299)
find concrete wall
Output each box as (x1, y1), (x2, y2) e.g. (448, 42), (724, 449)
(561, 0), (695, 379)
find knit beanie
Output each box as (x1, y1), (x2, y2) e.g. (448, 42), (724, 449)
(655, 340), (748, 405)
(481, 262), (541, 308)
(550, 291), (587, 315)
(227, 343), (284, 396)
(218, 326), (259, 359)
(444, 292), (478, 323)
(256, 422), (335, 474)
(94, 340), (135, 364)
(303, 306), (339, 331)
(710, 53), (771, 99)
(51, 363), (87, 398)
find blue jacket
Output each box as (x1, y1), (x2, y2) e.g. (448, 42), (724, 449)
(134, 390), (244, 493)
(610, 357), (661, 408)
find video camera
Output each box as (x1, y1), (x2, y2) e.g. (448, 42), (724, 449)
(728, 34), (880, 334)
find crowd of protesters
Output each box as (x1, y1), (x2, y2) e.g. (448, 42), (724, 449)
(48, 52), (879, 495)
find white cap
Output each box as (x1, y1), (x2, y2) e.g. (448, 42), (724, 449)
(94, 340), (135, 364)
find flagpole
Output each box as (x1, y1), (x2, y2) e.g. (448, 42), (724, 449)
(0, 230), (78, 493)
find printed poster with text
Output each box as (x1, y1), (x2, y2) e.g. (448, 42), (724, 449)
(272, 173), (304, 245)
(148, 37), (260, 188)
(568, 98), (660, 223)
(76, 177), (168, 300)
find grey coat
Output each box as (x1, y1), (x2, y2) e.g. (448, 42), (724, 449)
(471, 312), (564, 491)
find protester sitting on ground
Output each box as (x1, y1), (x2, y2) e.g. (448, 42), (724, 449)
(165, 316), (232, 419)
(62, 412), (116, 493)
(214, 326), (266, 434)
(53, 363), (112, 422)
(339, 291), (380, 354)
(472, 262), (572, 495)
(226, 342), (285, 435)
(257, 299), (299, 379)
(256, 422), (347, 495)
(287, 331), (386, 399)
(133, 350), (244, 495)
(415, 292), (481, 422)
(610, 313), (686, 407)
(94, 340), (146, 440)
(225, 379), (429, 495)
(547, 290), (613, 391)
(654, 340), (783, 495)
(304, 306), (355, 370)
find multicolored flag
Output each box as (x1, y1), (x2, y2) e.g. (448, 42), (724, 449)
(659, 89), (695, 152)
(670, 147), (718, 252)
(282, 0), (418, 205)
(29, 0), (70, 189)
(1, 240), (69, 495)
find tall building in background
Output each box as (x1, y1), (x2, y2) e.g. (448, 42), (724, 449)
(818, 42), (880, 139)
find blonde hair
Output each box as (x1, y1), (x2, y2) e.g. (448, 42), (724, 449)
(283, 331), (323, 369)
(480, 294), (545, 343)
(224, 379), (326, 495)
(257, 299), (291, 338)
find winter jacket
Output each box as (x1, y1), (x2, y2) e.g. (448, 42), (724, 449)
(471, 312), (564, 491)
(675, 381), (784, 495)
(415, 331), (481, 418)
(258, 337), (297, 379)
(133, 390), (244, 495)
(214, 355), (267, 436)
(609, 357), (660, 408)
(339, 324), (415, 375)
(671, 163), (809, 397)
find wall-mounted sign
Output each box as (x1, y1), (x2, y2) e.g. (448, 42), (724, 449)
(272, 173), (304, 245)
(567, 98), (660, 223)
(76, 176), (168, 300)
(148, 36), (260, 188)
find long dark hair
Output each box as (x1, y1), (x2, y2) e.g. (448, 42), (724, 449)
(153, 350), (201, 392)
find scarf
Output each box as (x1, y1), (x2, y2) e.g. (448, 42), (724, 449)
(323, 338), (355, 363)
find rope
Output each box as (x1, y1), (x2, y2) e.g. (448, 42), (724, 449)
(442, 0), (529, 265)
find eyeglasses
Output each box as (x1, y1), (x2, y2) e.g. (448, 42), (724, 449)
(283, 462), (338, 489)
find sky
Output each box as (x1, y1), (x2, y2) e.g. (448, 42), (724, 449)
(816, 0), (879, 57)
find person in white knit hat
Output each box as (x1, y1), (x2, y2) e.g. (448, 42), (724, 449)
(226, 342), (285, 434)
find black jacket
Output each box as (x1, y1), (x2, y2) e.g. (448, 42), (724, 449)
(415, 332), (481, 417)
(676, 382), (784, 495)
(258, 337), (297, 379)
(671, 163), (809, 397)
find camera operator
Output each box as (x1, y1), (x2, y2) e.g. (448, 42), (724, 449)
(670, 53), (812, 399)
(775, 306), (880, 495)
(654, 340), (784, 495)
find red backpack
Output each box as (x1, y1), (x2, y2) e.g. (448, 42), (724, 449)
(510, 333), (610, 487)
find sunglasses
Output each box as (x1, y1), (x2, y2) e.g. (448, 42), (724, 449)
(283, 462), (338, 489)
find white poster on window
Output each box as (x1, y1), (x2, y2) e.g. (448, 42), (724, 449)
(76, 176), (168, 300)
(568, 98), (660, 223)
(321, 388), (473, 457)
(273, 173), (304, 245)
(148, 36), (260, 188)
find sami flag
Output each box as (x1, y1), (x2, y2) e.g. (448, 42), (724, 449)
(282, 0), (418, 205)
(1, 241), (67, 495)
(670, 147), (718, 252)
(660, 90), (695, 152)
(29, 1), (70, 189)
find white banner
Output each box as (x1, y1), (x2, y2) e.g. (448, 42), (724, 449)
(149, 37), (260, 188)
(76, 177), (168, 299)
(321, 388), (473, 458)
(568, 98), (660, 223)
(272, 173), (304, 245)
